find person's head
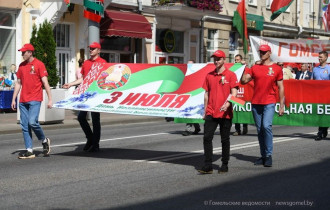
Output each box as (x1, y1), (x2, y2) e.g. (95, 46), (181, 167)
(188, 59), (195, 64)
(301, 63), (308, 72)
(259, 45), (271, 62)
(18, 43), (35, 62)
(211, 50), (226, 69)
(10, 64), (16, 73)
(89, 42), (101, 59)
(234, 54), (243, 63)
(318, 51), (328, 65)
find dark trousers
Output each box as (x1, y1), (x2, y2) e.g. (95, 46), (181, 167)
(78, 111), (101, 146)
(235, 123), (247, 132)
(317, 127), (328, 138)
(203, 115), (232, 166)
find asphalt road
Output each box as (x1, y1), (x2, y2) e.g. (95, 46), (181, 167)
(0, 121), (329, 210)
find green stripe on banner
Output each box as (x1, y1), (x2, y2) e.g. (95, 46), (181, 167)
(87, 66), (185, 94)
(84, 0), (104, 15)
(233, 102), (330, 127)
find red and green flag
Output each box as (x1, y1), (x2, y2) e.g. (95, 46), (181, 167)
(270, 0), (294, 21)
(83, 0), (104, 23)
(233, 0), (249, 55)
(227, 94), (246, 107)
(64, 0), (70, 7)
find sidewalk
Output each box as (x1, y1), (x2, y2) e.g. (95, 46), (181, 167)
(0, 109), (164, 134)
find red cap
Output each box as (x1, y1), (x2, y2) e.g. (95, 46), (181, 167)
(89, 42), (101, 49)
(259, 45), (271, 52)
(211, 50), (226, 58)
(18, 43), (35, 52)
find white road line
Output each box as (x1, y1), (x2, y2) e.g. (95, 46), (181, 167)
(21, 132), (168, 150)
(134, 132), (317, 163)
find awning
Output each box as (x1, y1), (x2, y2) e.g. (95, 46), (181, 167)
(100, 10), (152, 39)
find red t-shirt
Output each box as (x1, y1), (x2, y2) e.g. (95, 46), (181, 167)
(80, 56), (106, 78)
(202, 68), (238, 119)
(246, 63), (283, 105)
(17, 58), (48, 103)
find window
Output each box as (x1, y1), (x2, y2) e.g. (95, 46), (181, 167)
(156, 29), (184, 53)
(248, 0), (257, 6)
(53, 24), (70, 48)
(228, 32), (238, 63)
(206, 29), (218, 62)
(0, 11), (16, 76)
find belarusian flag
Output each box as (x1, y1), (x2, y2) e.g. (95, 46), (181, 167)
(227, 94), (246, 107)
(233, 0), (248, 55)
(64, 0), (70, 7)
(226, 63), (245, 82)
(270, 0), (294, 21)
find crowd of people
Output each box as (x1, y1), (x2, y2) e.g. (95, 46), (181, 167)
(10, 43), (329, 175)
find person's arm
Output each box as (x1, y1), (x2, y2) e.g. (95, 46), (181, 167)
(62, 77), (84, 89)
(203, 91), (208, 120)
(11, 79), (21, 110)
(277, 80), (285, 116)
(220, 87), (238, 111)
(41, 76), (53, 109)
(241, 72), (252, 84)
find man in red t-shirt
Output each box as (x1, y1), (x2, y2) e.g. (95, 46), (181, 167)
(11, 43), (53, 159)
(197, 50), (238, 174)
(63, 42), (106, 152)
(241, 44), (285, 167)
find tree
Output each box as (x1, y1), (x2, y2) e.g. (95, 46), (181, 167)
(30, 20), (59, 88)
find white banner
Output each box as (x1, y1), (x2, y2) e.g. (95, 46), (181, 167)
(250, 36), (330, 63)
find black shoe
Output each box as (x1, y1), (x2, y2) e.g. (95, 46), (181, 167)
(88, 145), (100, 152)
(197, 165), (213, 174)
(315, 136), (323, 141)
(18, 151), (36, 159)
(242, 127), (248, 135)
(192, 128), (201, 135)
(182, 131), (191, 136)
(254, 157), (265, 166)
(264, 156), (272, 167)
(218, 164), (228, 173)
(42, 138), (51, 155)
(323, 131), (328, 139)
(83, 142), (92, 151)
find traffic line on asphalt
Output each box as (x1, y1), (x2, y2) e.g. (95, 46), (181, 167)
(133, 132), (317, 163)
(22, 132), (168, 150)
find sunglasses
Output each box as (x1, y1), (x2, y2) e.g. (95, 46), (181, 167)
(89, 48), (96, 51)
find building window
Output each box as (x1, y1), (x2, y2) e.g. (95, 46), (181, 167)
(206, 29), (218, 62)
(229, 32), (238, 63)
(53, 24), (70, 48)
(0, 11), (16, 76)
(156, 29), (184, 53)
(155, 29), (184, 64)
(248, 0), (257, 6)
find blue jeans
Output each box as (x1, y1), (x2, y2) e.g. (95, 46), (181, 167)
(19, 101), (45, 150)
(252, 104), (275, 157)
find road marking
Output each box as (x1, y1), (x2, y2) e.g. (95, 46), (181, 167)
(133, 132), (317, 163)
(21, 133), (168, 150)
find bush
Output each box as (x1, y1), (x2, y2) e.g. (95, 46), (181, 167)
(30, 20), (59, 88)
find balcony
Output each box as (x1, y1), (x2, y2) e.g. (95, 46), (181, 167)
(153, 0), (223, 12)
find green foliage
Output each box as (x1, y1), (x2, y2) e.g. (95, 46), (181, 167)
(30, 20), (59, 88)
